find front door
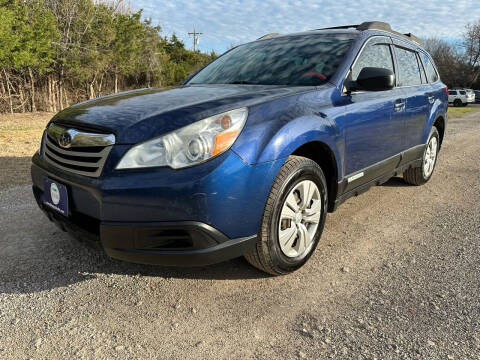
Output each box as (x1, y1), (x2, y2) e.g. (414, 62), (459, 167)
(341, 36), (404, 187)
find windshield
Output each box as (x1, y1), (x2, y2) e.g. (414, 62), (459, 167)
(187, 33), (356, 86)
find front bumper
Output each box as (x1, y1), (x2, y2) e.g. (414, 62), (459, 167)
(36, 200), (257, 266)
(31, 149), (284, 266)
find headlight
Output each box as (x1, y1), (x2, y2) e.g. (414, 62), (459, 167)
(116, 107), (248, 169)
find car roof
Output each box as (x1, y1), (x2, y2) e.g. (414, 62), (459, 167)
(255, 21), (423, 50)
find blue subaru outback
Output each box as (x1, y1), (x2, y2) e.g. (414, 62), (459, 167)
(31, 22), (448, 275)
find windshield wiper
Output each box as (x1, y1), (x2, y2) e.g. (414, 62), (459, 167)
(227, 81), (258, 85)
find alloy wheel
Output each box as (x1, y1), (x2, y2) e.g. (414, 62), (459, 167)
(423, 136), (438, 178)
(278, 180), (322, 258)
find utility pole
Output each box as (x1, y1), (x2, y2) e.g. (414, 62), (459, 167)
(188, 28), (202, 52)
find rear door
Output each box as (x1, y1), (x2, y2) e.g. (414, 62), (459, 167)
(392, 42), (429, 151)
(341, 36), (404, 188)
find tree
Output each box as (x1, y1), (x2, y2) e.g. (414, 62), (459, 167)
(463, 20), (480, 86)
(0, 0), (218, 113)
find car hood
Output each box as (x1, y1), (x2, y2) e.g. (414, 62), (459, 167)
(51, 84), (317, 144)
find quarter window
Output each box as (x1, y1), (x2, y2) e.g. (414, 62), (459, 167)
(417, 54), (427, 84)
(395, 47), (422, 86)
(422, 53), (439, 83)
(351, 43), (395, 82)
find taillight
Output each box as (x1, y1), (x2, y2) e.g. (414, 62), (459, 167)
(445, 86), (449, 97)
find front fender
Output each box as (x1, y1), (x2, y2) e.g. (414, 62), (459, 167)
(233, 111), (343, 180)
(257, 115), (342, 164)
(232, 88), (344, 178)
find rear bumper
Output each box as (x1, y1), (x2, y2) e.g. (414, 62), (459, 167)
(36, 198), (257, 266)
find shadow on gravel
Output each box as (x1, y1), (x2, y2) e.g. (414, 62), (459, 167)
(0, 228), (269, 295)
(380, 176), (411, 187)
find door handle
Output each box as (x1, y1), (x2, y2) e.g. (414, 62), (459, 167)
(394, 99), (405, 111)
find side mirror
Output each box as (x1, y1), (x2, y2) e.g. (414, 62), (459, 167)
(356, 67), (395, 91)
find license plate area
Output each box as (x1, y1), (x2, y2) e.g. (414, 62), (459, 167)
(43, 178), (69, 217)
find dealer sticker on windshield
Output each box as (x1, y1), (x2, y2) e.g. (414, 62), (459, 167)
(43, 178), (69, 216)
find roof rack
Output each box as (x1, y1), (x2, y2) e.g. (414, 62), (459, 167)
(315, 21), (423, 46)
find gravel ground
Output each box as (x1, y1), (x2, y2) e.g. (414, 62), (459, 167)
(0, 109), (479, 359)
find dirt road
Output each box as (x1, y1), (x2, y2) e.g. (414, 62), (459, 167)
(1, 110), (479, 359)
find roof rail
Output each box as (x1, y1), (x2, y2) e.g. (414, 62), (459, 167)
(257, 33), (280, 40)
(402, 32), (423, 46)
(314, 21), (423, 46)
(317, 24), (359, 30)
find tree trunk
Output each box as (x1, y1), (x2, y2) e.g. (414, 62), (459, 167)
(89, 82), (95, 99)
(64, 87), (69, 107)
(19, 81), (26, 113)
(28, 67), (36, 112)
(114, 73), (118, 93)
(59, 70), (64, 110)
(0, 77), (6, 113)
(47, 75), (52, 112)
(3, 69), (13, 114)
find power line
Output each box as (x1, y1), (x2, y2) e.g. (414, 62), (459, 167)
(188, 28), (203, 52)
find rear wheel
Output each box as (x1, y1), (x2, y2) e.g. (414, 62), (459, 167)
(453, 99), (462, 107)
(244, 156), (328, 275)
(403, 127), (439, 186)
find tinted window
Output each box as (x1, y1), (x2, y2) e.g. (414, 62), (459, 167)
(459, 90), (466, 95)
(351, 43), (394, 81)
(395, 47), (422, 86)
(448, 90), (457, 95)
(188, 34), (356, 86)
(422, 53), (439, 83)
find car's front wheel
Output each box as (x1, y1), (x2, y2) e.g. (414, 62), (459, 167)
(244, 156), (328, 275)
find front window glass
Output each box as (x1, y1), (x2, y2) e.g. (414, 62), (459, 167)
(459, 90), (466, 95)
(187, 34), (357, 86)
(395, 47), (422, 86)
(351, 43), (394, 81)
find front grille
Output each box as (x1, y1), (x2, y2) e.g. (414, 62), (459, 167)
(43, 133), (113, 177)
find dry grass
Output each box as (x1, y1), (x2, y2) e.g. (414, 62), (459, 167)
(448, 106), (480, 118)
(0, 112), (53, 189)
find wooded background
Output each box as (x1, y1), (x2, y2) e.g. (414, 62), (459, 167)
(0, 0), (216, 114)
(2, 0), (480, 114)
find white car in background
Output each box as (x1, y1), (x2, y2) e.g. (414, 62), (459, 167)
(448, 89), (469, 107)
(465, 89), (475, 103)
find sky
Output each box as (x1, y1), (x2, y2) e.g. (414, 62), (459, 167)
(132, 0), (480, 54)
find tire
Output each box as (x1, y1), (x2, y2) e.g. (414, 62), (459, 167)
(244, 155), (328, 275)
(403, 127), (440, 186)
(453, 99), (462, 107)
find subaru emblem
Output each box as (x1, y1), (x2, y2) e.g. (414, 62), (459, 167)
(59, 131), (72, 148)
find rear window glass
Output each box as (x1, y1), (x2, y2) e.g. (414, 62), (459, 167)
(395, 47), (422, 86)
(448, 90), (457, 95)
(422, 54), (439, 83)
